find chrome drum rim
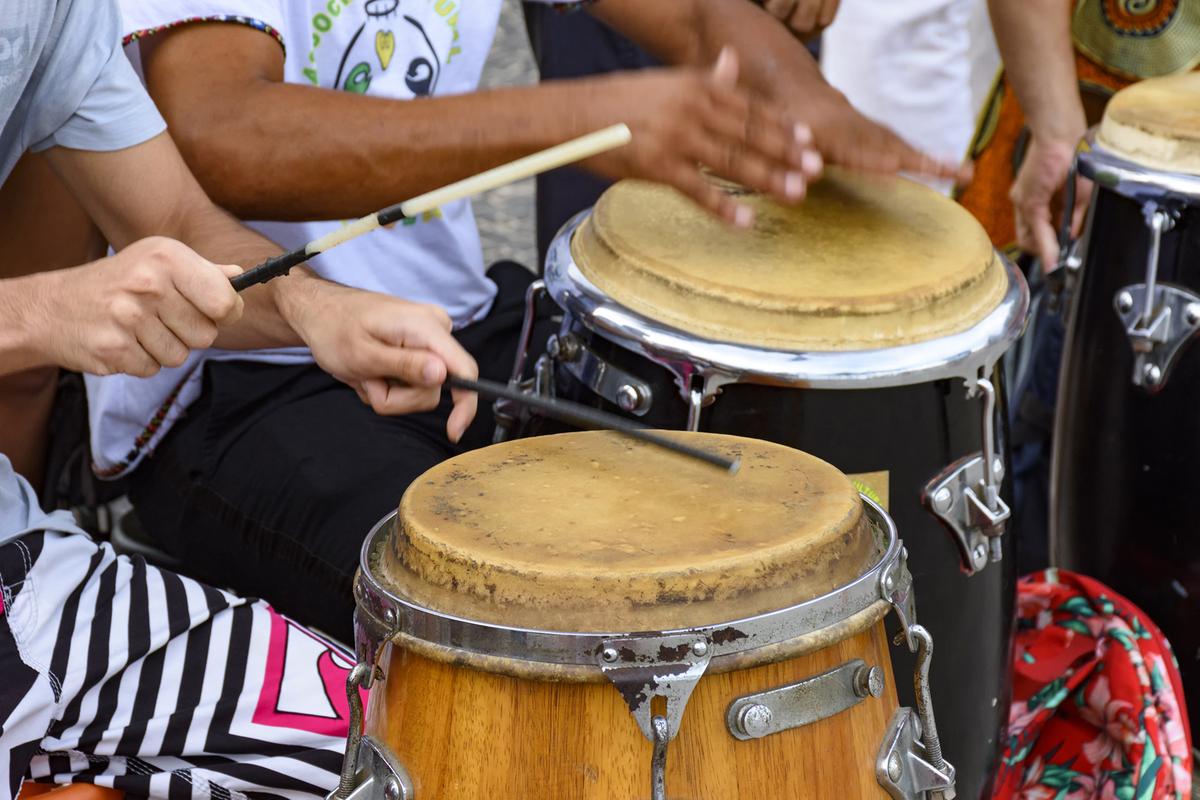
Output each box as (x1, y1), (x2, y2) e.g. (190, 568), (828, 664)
(543, 211), (1030, 391)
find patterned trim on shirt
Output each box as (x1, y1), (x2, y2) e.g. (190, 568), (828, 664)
(123, 16), (285, 56)
(92, 374), (191, 479)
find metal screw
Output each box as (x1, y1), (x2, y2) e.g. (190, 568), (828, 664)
(547, 334), (580, 362)
(883, 574), (895, 594)
(616, 384), (645, 413)
(384, 778), (401, 800)
(1143, 363), (1162, 386)
(931, 487), (953, 513)
(1117, 291), (1134, 314)
(887, 751), (903, 782)
(691, 640), (709, 657)
(1187, 303), (1200, 327)
(972, 542), (988, 567)
(736, 703), (774, 738)
(601, 647), (619, 663)
(990, 537), (1004, 562)
(383, 607), (397, 627)
(854, 665), (885, 698)
(992, 457), (1005, 482)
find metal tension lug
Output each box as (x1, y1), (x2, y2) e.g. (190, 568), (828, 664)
(876, 709), (956, 800)
(1113, 283), (1200, 392)
(329, 736), (415, 800)
(725, 658), (884, 741)
(550, 333), (654, 415)
(923, 454), (1011, 575)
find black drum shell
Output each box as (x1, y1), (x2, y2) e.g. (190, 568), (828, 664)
(520, 315), (1017, 800)
(1053, 182), (1200, 739)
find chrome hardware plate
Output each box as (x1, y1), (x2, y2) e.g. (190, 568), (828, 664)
(598, 633), (712, 743)
(725, 658), (883, 740)
(876, 708), (956, 800)
(1114, 283), (1200, 392)
(550, 333), (654, 415)
(331, 735), (415, 800)
(923, 454), (1010, 575)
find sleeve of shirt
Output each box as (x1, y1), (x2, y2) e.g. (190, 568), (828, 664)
(119, 0), (288, 55)
(29, 43), (166, 154)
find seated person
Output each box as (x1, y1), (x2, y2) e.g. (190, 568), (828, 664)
(0, 1), (427, 796)
(101, 0), (965, 640)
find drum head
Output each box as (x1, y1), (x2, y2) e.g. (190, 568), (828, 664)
(376, 431), (876, 632)
(569, 168), (1006, 351)
(1098, 73), (1200, 175)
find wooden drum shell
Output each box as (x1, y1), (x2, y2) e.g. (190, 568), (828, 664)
(368, 624), (898, 799)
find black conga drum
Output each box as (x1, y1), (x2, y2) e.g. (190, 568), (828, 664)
(497, 168), (1029, 798)
(1053, 73), (1200, 738)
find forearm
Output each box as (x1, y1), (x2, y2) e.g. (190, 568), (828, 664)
(0, 272), (57, 375)
(168, 200), (310, 350)
(988, 0), (1084, 141)
(155, 76), (613, 221)
(592, 0), (831, 99)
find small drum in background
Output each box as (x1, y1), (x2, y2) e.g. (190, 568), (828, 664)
(341, 432), (955, 800)
(497, 169), (1028, 798)
(1053, 73), (1200, 738)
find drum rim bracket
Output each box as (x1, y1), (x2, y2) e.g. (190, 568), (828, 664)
(328, 734), (415, 800)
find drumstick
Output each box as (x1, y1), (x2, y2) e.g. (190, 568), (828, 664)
(230, 124), (633, 292)
(447, 376), (741, 475)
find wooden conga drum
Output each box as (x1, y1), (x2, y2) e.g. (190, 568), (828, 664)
(342, 431), (955, 800)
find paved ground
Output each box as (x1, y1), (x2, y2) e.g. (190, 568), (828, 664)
(474, 0), (540, 271)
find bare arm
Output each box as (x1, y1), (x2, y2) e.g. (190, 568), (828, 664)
(138, 22), (819, 227)
(589, 0), (965, 178)
(43, 133), (303, 351)
(987, 0), (1088, 265)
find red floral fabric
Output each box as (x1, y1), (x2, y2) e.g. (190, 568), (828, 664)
(994, 569), (1192, 799)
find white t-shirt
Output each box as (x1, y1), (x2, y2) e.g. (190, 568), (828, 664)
(89, 0), (565, 477)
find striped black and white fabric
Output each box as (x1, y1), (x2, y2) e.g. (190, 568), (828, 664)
(0, 530), (352, 800)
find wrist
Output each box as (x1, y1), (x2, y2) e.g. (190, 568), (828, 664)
(0, 271), (59, 374)
(269, 267), (326, 338)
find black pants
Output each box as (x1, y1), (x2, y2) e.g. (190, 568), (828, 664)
(129, 263), (555, 641)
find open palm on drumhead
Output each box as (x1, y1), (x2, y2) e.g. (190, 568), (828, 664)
(581, 47), (823, 228)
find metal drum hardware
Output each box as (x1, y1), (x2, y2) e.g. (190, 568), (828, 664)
(551, 333), (654, 415)
(331, 733), (415, 800)
(1112, 203), (1199, 391)
(725, 658), (884, 741)
(922, 377), (1011, 574)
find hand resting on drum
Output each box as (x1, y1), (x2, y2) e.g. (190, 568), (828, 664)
(275, 279), (479, 442)
(578, 48), (823, 228)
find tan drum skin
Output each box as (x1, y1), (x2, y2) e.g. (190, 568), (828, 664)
(1098, 72), (1200, 175)
(570, 168), (1006, 351)
(366, 432), (901, 799)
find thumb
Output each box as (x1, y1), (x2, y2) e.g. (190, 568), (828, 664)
(217, 263), (244, 279)
(711, 46), (739, 89)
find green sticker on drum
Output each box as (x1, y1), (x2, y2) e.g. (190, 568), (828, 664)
(848, 470), (889, 511)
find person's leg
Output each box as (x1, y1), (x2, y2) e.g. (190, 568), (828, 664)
(130, 361), (458, 642)
(0, 154), (106, 491)
(0, 530), (347, 800)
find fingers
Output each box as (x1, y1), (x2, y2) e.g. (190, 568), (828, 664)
(446, 385), (478, 444)
(764, 0), (798, 20)
(710, 45), (739, 89)
(162, 244), (244, 326)
(134, 315), (191, 371)
(819, 0), (840, 28)
(787, 0), (820, 34)
(668, 162), (755, 227)
(361, 377), (442, 417)
(155, 289), (221, 351)
(1071, 174), (1094, 237)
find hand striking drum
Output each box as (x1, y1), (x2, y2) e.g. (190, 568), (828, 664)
(342, 431), (955, 800)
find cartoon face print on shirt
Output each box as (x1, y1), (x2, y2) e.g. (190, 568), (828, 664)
(333, 0), (455, 99)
